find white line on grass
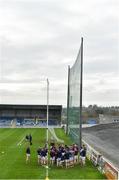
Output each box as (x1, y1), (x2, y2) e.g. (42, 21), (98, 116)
(0, 152), (5, 159)
(17, 137), (24, 146)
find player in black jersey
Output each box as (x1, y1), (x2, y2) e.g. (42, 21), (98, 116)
(26, 146), (30, 164)
(37, 147), (41, 165)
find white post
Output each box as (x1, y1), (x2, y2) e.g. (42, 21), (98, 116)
(46, 78), (49, 180)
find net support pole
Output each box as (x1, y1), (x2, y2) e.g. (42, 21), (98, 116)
(66, 65), (70, 135)
(46, 78), (49, 179)
(79, 37), (83, 149)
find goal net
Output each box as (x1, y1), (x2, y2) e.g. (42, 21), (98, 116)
(67, 38), (83, 148)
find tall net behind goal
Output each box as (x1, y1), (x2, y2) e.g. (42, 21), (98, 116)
(67, 38), (83, 148)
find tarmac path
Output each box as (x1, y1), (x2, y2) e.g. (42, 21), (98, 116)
(83, 123), (119, 169)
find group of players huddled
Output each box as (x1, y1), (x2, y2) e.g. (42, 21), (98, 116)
(49, 143), (79, 168)
(25, 135), (86, 168)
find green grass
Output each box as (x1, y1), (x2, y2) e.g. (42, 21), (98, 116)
(0, 128), (106, 179)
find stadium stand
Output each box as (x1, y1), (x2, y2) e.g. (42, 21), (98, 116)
(0, 117), (12, 127)
(0, 104), (62, 127)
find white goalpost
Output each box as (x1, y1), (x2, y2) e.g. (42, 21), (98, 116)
(45, 78), (49, 180)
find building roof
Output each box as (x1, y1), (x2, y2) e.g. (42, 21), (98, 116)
(0, 104), (62, 110)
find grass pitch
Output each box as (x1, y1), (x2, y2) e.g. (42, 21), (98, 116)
(0, 128), (106, 179)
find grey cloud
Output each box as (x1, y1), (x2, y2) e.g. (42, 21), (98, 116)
(84, 88), (119, 106)
(0, 0), (118, 106)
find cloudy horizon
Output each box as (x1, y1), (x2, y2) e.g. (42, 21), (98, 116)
(0, 0), (119, 107)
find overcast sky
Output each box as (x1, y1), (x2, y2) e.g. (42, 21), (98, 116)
(0, 0), (119, 106)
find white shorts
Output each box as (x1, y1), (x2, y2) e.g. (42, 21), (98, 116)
(50, 157), (55, 161)
(74, 155), (78, 159)
(69, 157), (74, 161)
(26, 154), (30, 157)
(65, 159), (69, 163)
(57, 158), (61, 161)
(41, 156), (47, 160)
(41, 156), (44, 160)
(38, 155), (40, 159)
(81, 156), (86, 161)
